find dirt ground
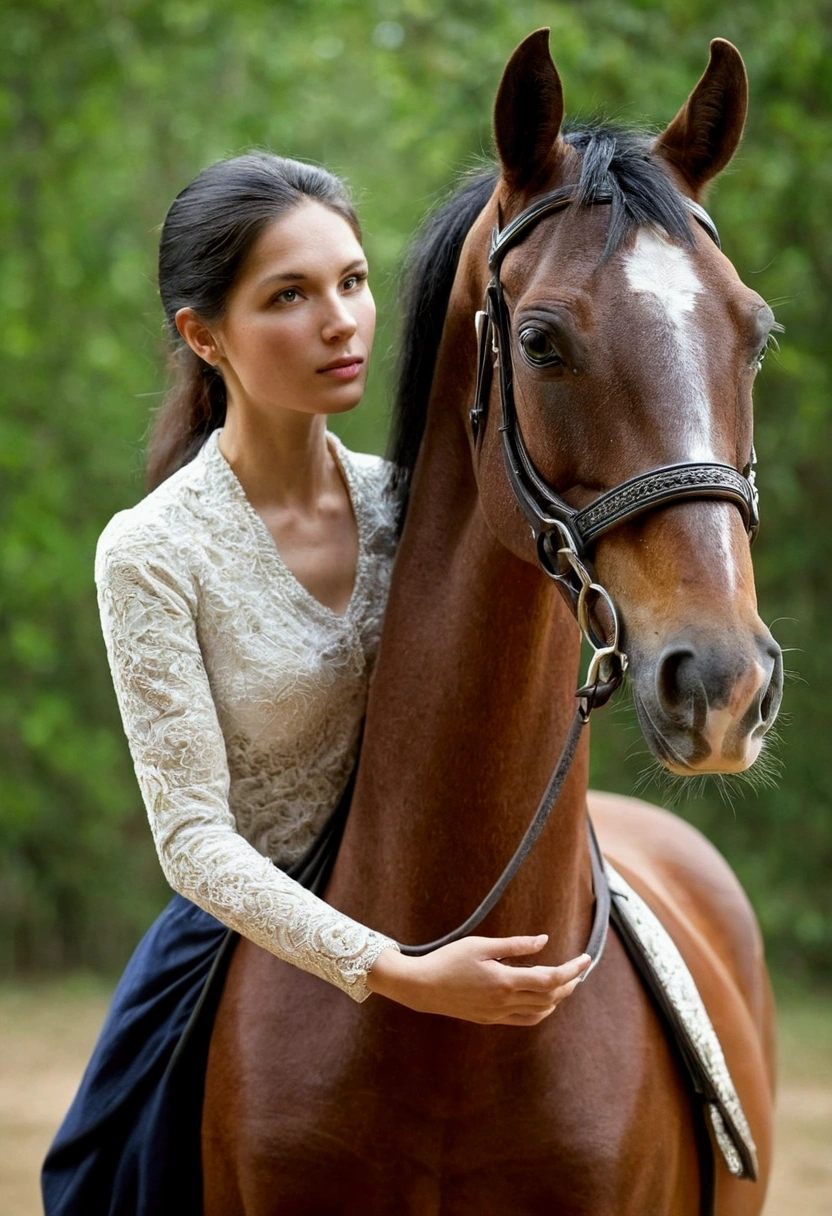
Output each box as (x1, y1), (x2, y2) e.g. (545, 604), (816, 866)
(2, 981), (830, 1215)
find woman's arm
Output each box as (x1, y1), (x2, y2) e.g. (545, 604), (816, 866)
(96, 519), (590, 1021)
(96, 523), (396, 1001)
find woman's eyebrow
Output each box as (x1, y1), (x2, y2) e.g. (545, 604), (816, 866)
(257, 258), (368, 289)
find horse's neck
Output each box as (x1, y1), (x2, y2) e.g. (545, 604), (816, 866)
(332, 414), (593, 957)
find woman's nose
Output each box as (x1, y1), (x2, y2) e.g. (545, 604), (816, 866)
(321, 295), (358, 342)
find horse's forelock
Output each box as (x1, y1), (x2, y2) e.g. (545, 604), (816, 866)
(565, 126), (694, 259)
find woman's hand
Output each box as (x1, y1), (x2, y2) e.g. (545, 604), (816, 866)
(367, 935), (591, 1025)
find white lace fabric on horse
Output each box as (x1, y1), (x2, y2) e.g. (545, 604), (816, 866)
(605, 860), (758, 1179)
(96, 430), (399, 1000)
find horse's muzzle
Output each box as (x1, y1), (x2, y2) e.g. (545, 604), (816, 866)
(632, 629), (783, 773)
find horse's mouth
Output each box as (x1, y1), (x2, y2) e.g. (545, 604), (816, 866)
(632, 694), (703, 772)
(632, 685), (771, 775)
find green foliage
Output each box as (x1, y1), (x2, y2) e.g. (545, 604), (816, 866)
(1, 0), (830, 978)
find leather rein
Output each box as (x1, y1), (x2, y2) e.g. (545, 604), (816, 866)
(398, 184), (759, 963)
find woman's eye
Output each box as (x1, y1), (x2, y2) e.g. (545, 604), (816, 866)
(276, 288), (299, 304)
(342, 273), (366, 291)
(519, 325), (563, 368)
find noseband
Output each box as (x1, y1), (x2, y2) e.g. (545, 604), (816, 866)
(469, 184), (760, 702)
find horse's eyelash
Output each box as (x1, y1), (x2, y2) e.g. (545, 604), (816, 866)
(752, 328), (782, 371)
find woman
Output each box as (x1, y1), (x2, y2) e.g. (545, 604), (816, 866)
(42, 153), (590, 1213)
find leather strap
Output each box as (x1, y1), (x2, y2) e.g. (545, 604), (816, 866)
(469, 180), (760, 564)
(488, 185), (720, 270)
(572, 460), (758, 547)
(398, 708), (611, 969)
(609, 895), (719, 1213)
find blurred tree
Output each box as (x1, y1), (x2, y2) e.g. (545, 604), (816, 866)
(0, 0), (829, 978)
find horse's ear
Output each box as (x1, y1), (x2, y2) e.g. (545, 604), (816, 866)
(493, 28), (565, 191)
(654, 39), (748, 198)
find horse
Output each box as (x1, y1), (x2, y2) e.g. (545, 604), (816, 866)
(202, 31), (781, 1215)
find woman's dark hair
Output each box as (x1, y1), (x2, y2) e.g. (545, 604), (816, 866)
(147, 153), (361, 490)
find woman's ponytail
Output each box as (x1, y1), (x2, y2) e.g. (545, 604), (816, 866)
(146, 348), (227, 491)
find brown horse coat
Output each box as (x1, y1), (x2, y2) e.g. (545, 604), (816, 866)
(203, 32), (779, 1215)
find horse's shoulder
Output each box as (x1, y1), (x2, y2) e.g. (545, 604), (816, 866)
(589, 789), (769, 1034)
(590, 789), (747, 903)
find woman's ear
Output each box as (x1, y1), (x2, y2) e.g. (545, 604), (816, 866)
(175, 307), (222, 365)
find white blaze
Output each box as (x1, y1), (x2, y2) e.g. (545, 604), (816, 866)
(623, 226), (713, 460)
(624, 226), (704, 322)
(623, 227), (737, 594)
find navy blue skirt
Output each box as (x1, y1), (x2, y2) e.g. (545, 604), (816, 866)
(41, 770), (353, 1215)
(41, 895), (236, 1216)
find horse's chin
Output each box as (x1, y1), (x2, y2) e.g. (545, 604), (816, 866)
(662, 749), (762, 777)
(633, 691), (768, 776)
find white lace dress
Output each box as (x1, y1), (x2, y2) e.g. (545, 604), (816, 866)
(95, 429), (399, 1001)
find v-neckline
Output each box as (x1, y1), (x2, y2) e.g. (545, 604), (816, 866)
(207, 430), (366, 621)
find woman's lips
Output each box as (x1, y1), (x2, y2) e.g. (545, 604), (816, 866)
(318, 356), (364, 380)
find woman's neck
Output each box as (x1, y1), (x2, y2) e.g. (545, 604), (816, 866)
(217, 405), (334, 512)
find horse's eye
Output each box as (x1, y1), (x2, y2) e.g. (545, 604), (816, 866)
(519, 325), (562, 368)
(752, 325), (782, 371)
(752, 338), (770, 372)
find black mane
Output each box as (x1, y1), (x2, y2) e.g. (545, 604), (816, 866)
(388, 125), (694, 528)
(387, 169), (497, 521)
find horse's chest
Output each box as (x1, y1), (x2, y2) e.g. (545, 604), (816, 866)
(349, 1024), (693, 1214)
(205, 951), (700, 1216)
(244, 1042), (694, 1216)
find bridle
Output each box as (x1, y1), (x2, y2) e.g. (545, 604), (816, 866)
(391, 178), (762, 1214)
(398, 184), (761, 967)
(469, 183), (760, 704)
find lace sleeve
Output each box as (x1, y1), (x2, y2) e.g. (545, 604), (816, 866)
(94, 526), (398, 1001)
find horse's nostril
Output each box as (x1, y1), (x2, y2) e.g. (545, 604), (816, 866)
(657, 647), (697, 718)
(758, 649), (783, 728)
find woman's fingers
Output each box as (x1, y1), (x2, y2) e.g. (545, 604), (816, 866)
(368, 934), (593, 1024)
(488, 974), (587, 1024)
(498, 1011), (556, 1026)
(492, 950), (592, 988)
(486, 933), (550, 959)
(512, 979), (583, 1009)
(509, 956), (593, 995)
(478, 936), (591, 975)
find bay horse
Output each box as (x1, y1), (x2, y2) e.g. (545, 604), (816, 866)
(203, 32), (781, 1215)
